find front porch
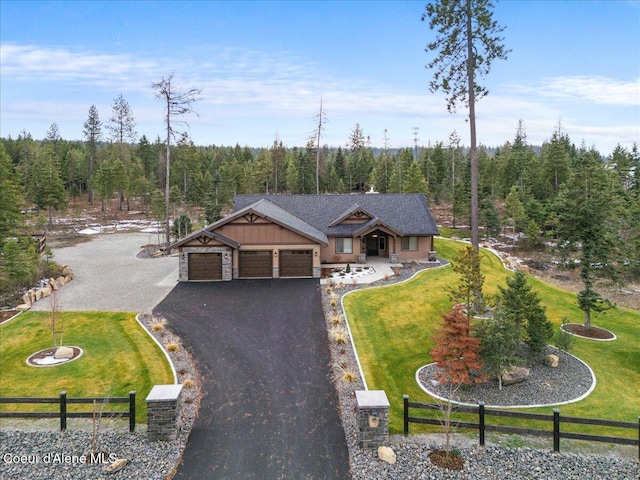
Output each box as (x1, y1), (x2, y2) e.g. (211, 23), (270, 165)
(320, 257), (402, 285)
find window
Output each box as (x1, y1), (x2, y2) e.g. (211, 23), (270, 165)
(335, 237), (353, 254)
(378, 236), (386, 251)
(401, 236), (418, 251)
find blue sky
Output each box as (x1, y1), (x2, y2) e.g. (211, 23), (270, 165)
(1, 0), (639, 155)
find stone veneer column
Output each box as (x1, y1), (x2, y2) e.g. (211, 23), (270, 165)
(146, 384), (183, 441)
(355, 390), (390, 448)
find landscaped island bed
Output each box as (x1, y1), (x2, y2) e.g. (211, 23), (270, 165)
(342, 238), (640, 435)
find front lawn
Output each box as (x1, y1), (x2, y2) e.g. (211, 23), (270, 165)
(343, 238), (640, 435)
(0, 311), (174, 423)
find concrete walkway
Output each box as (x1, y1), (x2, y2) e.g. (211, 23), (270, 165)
(30, 232), (178, 312)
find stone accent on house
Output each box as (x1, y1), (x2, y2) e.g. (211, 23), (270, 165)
(313, 266), (321, 278)
(355, 390), (390, 449)
(146, 384), (183, 441)
(178, 246), (233, 281)
(389, 253), (399, 263)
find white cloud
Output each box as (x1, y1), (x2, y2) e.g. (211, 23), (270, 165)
(519, 76), (640, 106)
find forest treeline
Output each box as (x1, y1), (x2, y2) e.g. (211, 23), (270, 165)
(1, 114), (639, 300)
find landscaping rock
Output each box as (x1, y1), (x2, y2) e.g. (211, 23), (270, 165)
(56, 276), (66, 286)
(54, 346), (74, 359)
(378, 446), (396, 464)
(35, 289), (44, 300)
(21, 294), (31, 305)
(40, 285), (52, 298)
(545, 354), (560, 368)
(104, 458), (127, 474)
(49, 278), (59, 291)
(501, 366), (530, 386)
(15, 304), (31, 312)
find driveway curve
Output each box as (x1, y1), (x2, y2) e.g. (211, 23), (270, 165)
(153, 279), (351, 480)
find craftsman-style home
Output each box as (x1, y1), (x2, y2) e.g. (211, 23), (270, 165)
(172, 193), (439, 281)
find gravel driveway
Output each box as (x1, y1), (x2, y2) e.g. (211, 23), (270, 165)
(30, 232), (178, 312)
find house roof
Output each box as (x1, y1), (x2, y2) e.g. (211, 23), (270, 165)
(172, 197), (329, 249)
(171, 229), (241, 249)
(233, 194), (439, 237)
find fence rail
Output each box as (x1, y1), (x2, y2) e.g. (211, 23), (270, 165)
(0, 391), (135, 432)
(403, 394), (640, 460)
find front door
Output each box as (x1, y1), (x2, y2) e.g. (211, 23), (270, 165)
(366, 236), (378, 256)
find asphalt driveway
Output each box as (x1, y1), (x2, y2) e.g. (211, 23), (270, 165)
(153, 279), (350, 480)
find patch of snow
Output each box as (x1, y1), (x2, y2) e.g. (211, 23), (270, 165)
(32, 356), (69, 365)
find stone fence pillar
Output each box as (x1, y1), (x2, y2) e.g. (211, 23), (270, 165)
(355, 390), (390, 448)
(146, 384), (183, 441)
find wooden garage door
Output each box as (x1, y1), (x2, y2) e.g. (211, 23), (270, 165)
(280, 250), (312, 277)
(188, 253), (222, 281)
(239, 251), (273, 278)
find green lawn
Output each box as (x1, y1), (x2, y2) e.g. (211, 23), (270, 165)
(343, 238), (640, 436)
(0, 311), (175, 423)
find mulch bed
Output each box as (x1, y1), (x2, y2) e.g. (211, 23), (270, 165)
(562, 323), (615, 340)
(429, 449), (465, 470)
(0, 310), (17, 324)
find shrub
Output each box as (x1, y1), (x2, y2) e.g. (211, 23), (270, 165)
(182, 377), (195, 389)
(330, 327), (347, 345)
(151, 317), (167, 332)
(346, 263), (351, 273)
(342, 370), (356, 382)
(165, 342), (179, 352)
(329, 292), (338, 307)
(330, 313), (342, 325)
(555, 317), (573, 352)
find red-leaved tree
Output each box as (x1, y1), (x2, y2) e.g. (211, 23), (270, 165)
(431, 304), (485, 386)
(430, 304), (486, 459)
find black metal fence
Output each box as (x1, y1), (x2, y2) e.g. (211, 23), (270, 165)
(403, 394), (640, 460)
(0, 391), (136, 432)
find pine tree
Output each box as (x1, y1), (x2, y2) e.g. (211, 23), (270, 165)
(474, 306), (520, 390)
(0, 144), (24, 239)
(423, 0), (509, 248)
(83, 105), (102, 203)
(499, 271), (552, 357)
(555, 147), (617, 328)
(449, 245), (485, 316)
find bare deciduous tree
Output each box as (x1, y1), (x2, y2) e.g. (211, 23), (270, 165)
(152, 74), (201, 246)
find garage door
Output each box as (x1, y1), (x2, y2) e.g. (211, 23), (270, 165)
(239, 251), (273, 278)
(280, 250), (312, 277)
(188, 253), (222, 281)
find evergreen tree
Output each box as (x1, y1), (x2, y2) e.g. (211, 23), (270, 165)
(403, 161), (428, 194)
(107, 94), (137, 143)
(499, 271), (552, 357)
(423, 0), (509, 248)
(474, 305), (520, 390)
(555, 147), (617, 328)
(449, 245), (485, 315)
(34, 143), (67, 227)
(83, 104), (102, 203)
(0, 144), (24, 239)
